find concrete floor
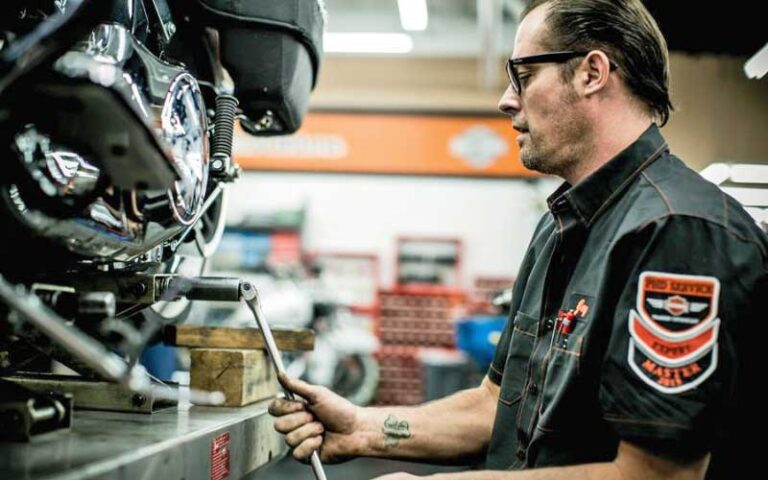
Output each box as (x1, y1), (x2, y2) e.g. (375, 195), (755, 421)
(257, 455), (465, 479)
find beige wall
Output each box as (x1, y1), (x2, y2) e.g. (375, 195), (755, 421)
(309, 57), (500, 112)
(310, 53), (768, 170)
(665, 54), (768, 170)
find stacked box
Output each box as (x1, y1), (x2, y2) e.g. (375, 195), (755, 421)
(374, 345), (424, 405)
(374, 288), (466, 405)
(465, 276), (515, 315)
(377, 288), (464, 348)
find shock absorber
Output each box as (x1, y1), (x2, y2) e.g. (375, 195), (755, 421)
(210, 94), (239, 181)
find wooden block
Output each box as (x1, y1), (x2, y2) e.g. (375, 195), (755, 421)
(164, 325), (314, 351)
(190, 349), (279, 407)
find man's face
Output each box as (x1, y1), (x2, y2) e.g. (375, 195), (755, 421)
(498, 5), (591, 177)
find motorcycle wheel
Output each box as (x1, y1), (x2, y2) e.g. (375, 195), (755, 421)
(331, 353), (380, 406)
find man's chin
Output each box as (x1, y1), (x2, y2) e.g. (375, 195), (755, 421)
(522, 156), (555, 176)
(520, 152), (540, 172)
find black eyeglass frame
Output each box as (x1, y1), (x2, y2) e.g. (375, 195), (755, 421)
(506, 50), (616, 94)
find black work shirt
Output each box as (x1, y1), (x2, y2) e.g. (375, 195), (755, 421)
(485, 125), (767, 477)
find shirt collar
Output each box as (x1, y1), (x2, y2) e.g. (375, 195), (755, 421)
(547, 124), (669, 225)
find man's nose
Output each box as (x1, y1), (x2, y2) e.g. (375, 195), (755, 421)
(498, 84), (521, 115)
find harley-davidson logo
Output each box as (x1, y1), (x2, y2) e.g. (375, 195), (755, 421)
(647, 294), (709, 317)
(664, 295), (687, 316)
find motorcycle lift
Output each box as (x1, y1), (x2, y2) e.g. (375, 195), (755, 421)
(0, 325), (315, 479)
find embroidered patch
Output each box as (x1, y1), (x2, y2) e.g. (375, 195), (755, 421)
(628, 339), (718, 394)
(629, 310), (720, 366)
(628, 272), (721, 394)
(637, 272), (720, 333)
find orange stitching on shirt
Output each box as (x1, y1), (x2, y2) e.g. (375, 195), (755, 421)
(587, 142), (668, 226)
(498, 395), (522, 407)
(637, 213), (767, 258)
(564, 190), (588, 224)
(513, 326), (537, 338)
(641, 171), (674, 214)
(551, 346), (581, 357)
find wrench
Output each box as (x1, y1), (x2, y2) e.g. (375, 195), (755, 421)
(240, 281), (328, 480)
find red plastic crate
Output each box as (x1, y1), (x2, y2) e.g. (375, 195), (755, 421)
(377, 288), (465, 348)
(374, 346), (425, 405)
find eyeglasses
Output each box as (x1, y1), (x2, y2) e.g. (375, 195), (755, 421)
(506, 51), (590, 95)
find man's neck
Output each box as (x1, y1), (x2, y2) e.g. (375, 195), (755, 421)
(562, 115), (654, 185)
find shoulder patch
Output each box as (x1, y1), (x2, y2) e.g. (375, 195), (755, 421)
(637, 271), (720, 333)
(628, 339), (718, 394)
(629, 311), (719, 366)
(628, 271), (721, 394)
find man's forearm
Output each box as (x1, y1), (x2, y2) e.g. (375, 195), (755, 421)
(425, 463), (622, 480)
(422, 441), (709, 480)
(349, 380), (497, 464)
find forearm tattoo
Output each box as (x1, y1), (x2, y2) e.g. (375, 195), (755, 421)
(382, 414), (411, 447)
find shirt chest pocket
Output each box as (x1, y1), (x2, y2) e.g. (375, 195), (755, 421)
(499, 311), (539, 406)
(537, 312), (588, 430)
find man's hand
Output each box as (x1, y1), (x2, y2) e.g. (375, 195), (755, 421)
(370, 474), (421, 480)
(268, 372), (361, 463)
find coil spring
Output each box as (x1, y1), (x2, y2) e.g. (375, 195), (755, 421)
(211, 95), (239, 159)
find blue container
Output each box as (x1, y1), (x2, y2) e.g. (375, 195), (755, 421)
(140, 343), (178, 382)
(455, 315), (508, 371)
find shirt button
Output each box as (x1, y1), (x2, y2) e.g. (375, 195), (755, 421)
(516, 446), (526, 461)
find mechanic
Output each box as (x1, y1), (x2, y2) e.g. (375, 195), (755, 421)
(269, 1), (765, 478)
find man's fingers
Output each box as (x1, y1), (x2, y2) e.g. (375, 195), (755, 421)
(285, 421), (324, 448)
(268, 398), (306, 416)
(292, 435), (323, 462)
(273, 411), (315, 434)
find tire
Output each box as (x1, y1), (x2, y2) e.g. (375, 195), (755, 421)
(331, 353), (380, 406)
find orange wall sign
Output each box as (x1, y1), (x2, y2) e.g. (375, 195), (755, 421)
(234, 112), (535, 177)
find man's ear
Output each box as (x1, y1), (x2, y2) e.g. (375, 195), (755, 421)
(579, 50), (612, 96)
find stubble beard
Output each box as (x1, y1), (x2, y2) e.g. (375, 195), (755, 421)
(519, 87), (589, 179)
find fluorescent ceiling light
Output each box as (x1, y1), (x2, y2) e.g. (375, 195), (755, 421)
(745, 42), (768, 79)
(398, 0), (429, 31)
(700, 162), (768, 185)
(730, 163), (768, 184)
(323, 32), (414, 54)
(721, 186), (768, 207)
(699, 163), (731, 185)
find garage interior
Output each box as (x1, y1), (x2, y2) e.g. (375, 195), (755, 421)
(0, 1), (764, 479)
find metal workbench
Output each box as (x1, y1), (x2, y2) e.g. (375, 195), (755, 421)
(0, 399), (287, 480)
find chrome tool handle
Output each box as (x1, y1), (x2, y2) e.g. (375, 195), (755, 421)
(239, 281), (328, 480)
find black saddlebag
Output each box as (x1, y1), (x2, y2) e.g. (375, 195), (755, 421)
(198, 0), (324, 135)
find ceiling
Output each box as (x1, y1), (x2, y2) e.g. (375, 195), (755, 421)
(323, 0), (764, 58)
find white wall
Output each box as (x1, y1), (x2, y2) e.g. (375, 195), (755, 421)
(225, 172), (559, 289)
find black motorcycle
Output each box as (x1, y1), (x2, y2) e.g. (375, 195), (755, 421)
(0, 0), (324, 438)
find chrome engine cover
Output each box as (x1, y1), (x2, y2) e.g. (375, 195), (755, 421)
(161, 73), (209, 227)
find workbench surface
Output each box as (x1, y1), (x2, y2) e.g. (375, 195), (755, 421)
(0, 399), (286, 479)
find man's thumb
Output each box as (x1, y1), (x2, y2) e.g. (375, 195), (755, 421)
(278, 372), (319, 403)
